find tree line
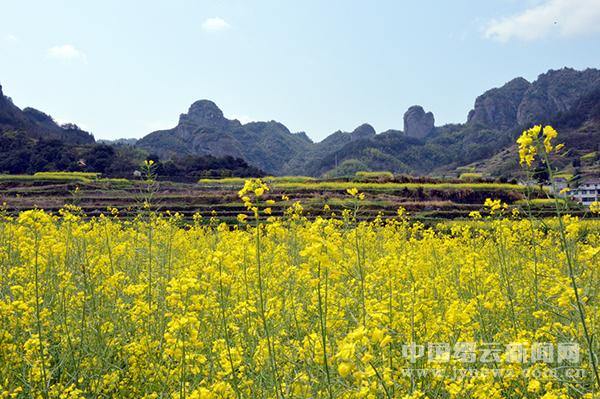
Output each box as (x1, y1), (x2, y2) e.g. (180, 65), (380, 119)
(0, 131), (264, 181)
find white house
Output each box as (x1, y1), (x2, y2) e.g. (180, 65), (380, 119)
(572, 178), (600, 205)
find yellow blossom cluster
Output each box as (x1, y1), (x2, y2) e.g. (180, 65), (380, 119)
(517, 125), (564, 167)
(238, 178), (273, 219)
(0, 197), (599, 397)
(346, 187), (366, 200)
(484, 198), (508, 216)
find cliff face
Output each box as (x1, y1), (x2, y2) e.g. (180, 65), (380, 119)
(517, 68), (600, 126)
(0, 83), (94, 144)
(466, 68), (600, 131)
(467, 77), (530, 130)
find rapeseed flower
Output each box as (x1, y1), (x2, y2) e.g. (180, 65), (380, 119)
(0, 176), (598, 397)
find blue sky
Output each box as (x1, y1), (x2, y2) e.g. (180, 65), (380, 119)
(1, 0), (600, 141)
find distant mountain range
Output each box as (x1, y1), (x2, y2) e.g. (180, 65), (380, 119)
(2, 67), (600, 179)
(136, 67), (600, 178)
(0, 84), (94, 145)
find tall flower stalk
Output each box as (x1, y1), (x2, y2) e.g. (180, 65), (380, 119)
(238, 179), (285, 398)
(32, 225), (49, 399)
(517, 124), (600, 389)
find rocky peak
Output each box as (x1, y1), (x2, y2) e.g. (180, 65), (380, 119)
(178, 100), (232, 130)
(403, 106), (434, 138)
(351, 123), (376, 140)
(517, 68), (600, 126)
(467, 77), (530, 130)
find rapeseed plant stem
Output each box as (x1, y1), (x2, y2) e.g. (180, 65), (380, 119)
(369, 361), (392, 399)
(317, 259), (333, 399)
(218, 259), (243, 399)
(32, 231), (49, 399)
(540, 138), (600, 390)
(255, 217), (284, 398)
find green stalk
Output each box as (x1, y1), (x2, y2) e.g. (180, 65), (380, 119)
(32, 231), (49, 399)
(218, 260), (243, 398)
(539, 135), (600, 389)
(317, 259), (333, 399)
(355, 227), (367, 327)
(369, 362), (392, 399)
(254, 212), (285, 399)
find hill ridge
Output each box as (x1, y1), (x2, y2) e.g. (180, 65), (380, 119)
(136, 67), (600, 177)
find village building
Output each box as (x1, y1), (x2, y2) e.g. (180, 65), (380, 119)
(571, 178), (600, 205)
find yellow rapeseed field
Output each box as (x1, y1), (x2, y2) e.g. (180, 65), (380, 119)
(1, 126), (599, 398)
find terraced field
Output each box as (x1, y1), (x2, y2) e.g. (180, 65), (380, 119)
(0, 173), (575, 221)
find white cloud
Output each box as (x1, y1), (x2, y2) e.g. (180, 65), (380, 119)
(3, 34), (18, 43)
(47, 44), (87, 62)
(201, 17), (231, 33)
(484, 0), (600, 42)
